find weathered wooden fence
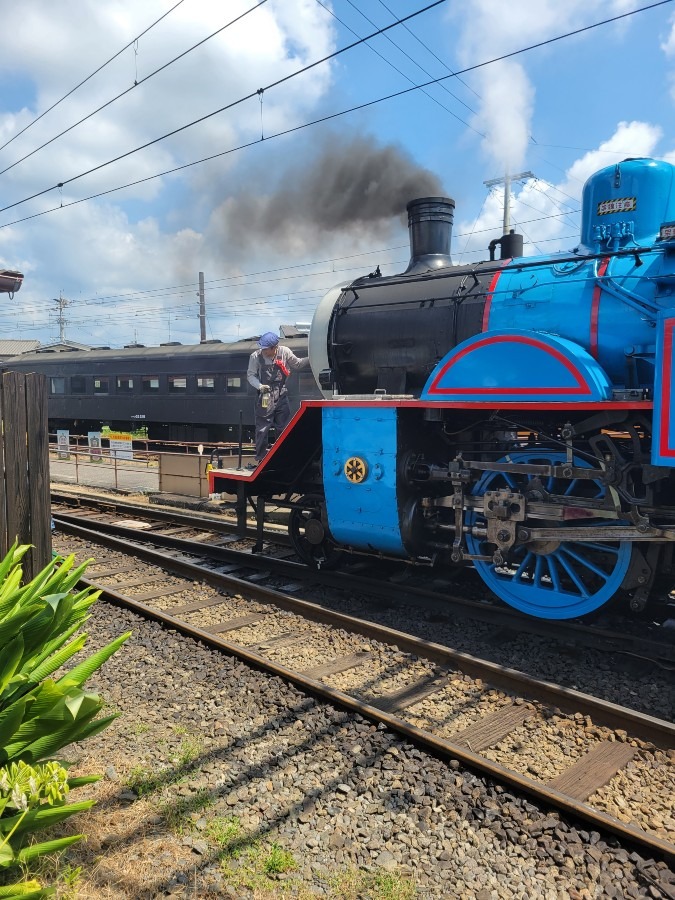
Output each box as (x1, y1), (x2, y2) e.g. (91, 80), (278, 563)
(0, 371), (51, 580)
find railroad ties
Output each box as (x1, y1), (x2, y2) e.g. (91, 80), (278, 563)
(52, 496), (675, 863)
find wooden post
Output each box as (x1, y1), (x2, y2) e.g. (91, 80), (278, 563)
(26, 374), (51, 578)
(0, 372), (51, 580)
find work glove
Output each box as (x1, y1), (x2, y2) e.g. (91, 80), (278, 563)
(259, 385), (270, 393)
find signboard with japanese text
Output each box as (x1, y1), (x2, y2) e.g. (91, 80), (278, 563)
(108, 432), (133, 460)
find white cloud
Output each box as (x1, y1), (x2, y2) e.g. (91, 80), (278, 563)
(0, 1), (674, 347)
(0, 0), (338, 344)
(560, 121), (663, 195)
(454, 121), (669, 263)
(661, 12), (675, 55)
(451, 0), (645, 172)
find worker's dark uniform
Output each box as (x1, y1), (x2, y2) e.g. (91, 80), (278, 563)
(247, 345), (310, 462)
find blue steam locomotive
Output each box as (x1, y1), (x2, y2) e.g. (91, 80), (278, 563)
(210, 157), (675, 621)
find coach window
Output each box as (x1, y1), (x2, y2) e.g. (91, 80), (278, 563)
(168, 376), (187, 393)
(70, 375), (87, 394)
(197, 376), (215, 393)
(142, 376), (160, 394)
(226, 375), (246, 393)
(50, 377), (66, 395)
(93, 377), (109, 394)
(116, 376), (134, 393)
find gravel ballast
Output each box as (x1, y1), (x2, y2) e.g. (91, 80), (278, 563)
(49, 588), (675, 898)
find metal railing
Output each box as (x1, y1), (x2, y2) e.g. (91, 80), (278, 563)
(48, 435), (255, 493)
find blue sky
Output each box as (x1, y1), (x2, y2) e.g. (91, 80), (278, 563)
(0, 0), (674, 347)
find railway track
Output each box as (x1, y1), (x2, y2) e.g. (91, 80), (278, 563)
(53, 507), (675, 865)
(51, 490), (675, 666)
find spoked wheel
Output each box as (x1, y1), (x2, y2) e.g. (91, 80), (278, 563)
(465, 450), (633, 619)
(288, 494), (342, 569)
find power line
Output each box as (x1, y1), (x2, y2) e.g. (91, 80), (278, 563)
(341, 0), (477, 115)
(4, 205), (581, 318)
(374, 0), (480, 99)
(0, 0), (186, 154)
(0, 0), (448, 217)
(0, 0), (270, 179)
(313, 0), (481, 132)
(0, 0), (666, 229)
(0, 231), (583, 333)
(0, 223), (581, 330)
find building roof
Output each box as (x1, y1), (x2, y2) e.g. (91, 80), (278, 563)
(0, 340), (41, 357)
(35, 340), (92, 353)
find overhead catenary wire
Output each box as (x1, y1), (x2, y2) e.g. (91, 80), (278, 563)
(313, 0), (482, 133)
(0, 232), (582, 334)
(0, 0), (449, 218)
(2, 0), (670, 226)
(361, 1), (590, 197)
(340, 0), (478, 116)
(373, 0), (480, 99)
(0, 0), (187, 154)
(1, 206), (582, 318)
(0, 0), (271, 179)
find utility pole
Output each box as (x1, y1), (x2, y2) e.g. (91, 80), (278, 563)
(53, 293), (69, 342)
(198, 271), (206, 342)
(484, 171), (534, 234)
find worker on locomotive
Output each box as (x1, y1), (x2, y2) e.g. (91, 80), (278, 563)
(246, 331), (310, 468)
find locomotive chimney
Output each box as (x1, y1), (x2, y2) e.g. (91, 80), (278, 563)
(404, 197), (455, 275)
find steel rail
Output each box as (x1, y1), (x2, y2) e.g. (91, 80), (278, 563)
(59, 518), (675, 743)
(51, 488), (290, 544)
(71, 543), (675, 865)
(53, 508), (675, 665)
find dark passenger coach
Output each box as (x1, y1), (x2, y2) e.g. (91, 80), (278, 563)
(1, 334), (320, 443)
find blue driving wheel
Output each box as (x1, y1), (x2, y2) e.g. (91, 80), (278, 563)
(465, 450), (633, 619)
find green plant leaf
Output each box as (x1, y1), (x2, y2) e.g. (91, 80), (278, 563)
(57, 632), (131, 689)
(66, 774), (101, 788)
(0, 607), (44, 652)
(17, 710), (112, 764)
(20, 621), (88, 681)
(21, 635), (87, 687)
(0, 546), (128, 891)
(12, 555), (80, 606)
(0, 879), (53, 897)
(28, 559), (91, 603)
(70, 712), (119, 742)
(3, 680), (65, 730)
(3, 707), (98, 761)
(0, 843), (15, 866)
(6, 701), (104, 763)
(0, 889), (54, 899)
(16, 834), (83, 863)
(18, 598), (62, 655)
(11, 569), (55, 610)
(0, 699), (26, 746)
(0, 570), (26, 618)
(0, 634), (24, 693)
(0, 543), (28, 589)
(0, 801), (95, 837)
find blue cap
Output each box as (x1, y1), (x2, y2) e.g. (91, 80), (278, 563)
(258, 331), (279, 348)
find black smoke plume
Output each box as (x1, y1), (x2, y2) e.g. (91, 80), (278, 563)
(215, 134), (444, 255)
